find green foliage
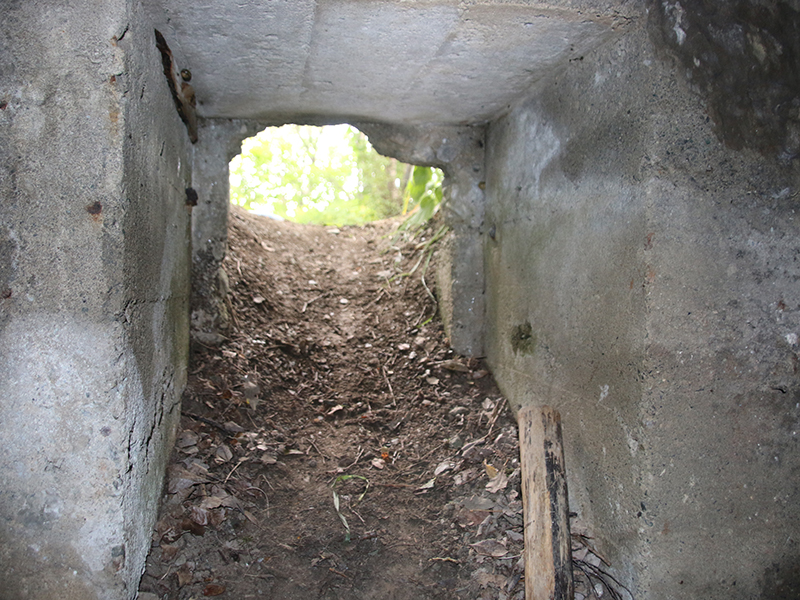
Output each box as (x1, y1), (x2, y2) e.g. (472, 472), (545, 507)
(230, 125), (407, 226)
(396, 166), (444, 234)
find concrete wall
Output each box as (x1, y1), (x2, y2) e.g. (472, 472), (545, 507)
(190, 118), (259, 344)
(0, 2), (191, 598)
(357, 122), (487, 356)
(2, 1), (797, 598)
(484, 13), (800, 600)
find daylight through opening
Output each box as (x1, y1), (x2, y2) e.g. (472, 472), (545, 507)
(230, 124), (444, 227)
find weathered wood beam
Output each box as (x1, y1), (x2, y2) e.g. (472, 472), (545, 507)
(518, 405), (574, 599)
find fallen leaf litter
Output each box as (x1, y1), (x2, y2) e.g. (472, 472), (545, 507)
(138, 205), (625, 600)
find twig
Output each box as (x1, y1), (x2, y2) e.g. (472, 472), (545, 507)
(382, 365), (396, 405)
(182, 411), (228, 434)
(308, 437), (328, 461)
(429, 557), (460, 564)
(226, 294), (239, 329)
(462, 398), (506, 455)
(224, 457), (247, 483)
(328, 568), (350, 579)
(251, 484), (270, 518)
(246, 486), (268, 500)
(350, 506), (366, 524)
(348, 446), (365, 469)
(301, 291), (331, 313)
(485, 398), (506, 441)
(366, 288), (387, 307)
(326, 446), (364, 474)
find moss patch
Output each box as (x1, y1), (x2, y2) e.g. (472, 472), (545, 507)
(510, 321), (536, 355)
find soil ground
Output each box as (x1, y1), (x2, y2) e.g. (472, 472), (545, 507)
(138, 206), (614, 600)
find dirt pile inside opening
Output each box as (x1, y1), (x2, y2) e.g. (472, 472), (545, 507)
(138, 206), (612, 600)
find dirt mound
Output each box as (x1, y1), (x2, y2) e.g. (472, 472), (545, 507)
(138, 206), (610, 600)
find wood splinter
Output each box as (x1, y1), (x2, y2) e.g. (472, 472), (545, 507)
(518, 405), (574, 600)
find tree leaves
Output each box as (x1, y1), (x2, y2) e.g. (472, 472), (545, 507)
(397, 166), (444, 234)
(230, 125), (407, 226)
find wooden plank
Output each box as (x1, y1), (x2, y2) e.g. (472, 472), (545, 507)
(518, 405), (574, 600)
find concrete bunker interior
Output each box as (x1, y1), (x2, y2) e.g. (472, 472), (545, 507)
(1, 1), (799, 599)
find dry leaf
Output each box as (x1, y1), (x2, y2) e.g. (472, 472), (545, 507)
(507, 530), (524, 543)
(418, 477), (436, 490)
(188, 505), (209, 526)
(485, 470), (509, 494)
(180, 518), (205, 536)
(203, 583), (226, 596)
(199, 495), (225, 510)
(439, 359), (470, 372)
(242, 379), (261, 410)
(462, 495), (496, 511)
(434, 460), (456, 476)
(453, 468), (476, 486)
(215, 444), (233, 462)
(176, 430), (199, 448)
(176, 563), (193, 586)
(160, 543), (180, 562)
(223, 421), (244, 433)
(220, 495), (241, 510)
(455, 507), (491, 527)
(484, 461), (498, 479)
(426, 377), (439, 385)
(167, 466), (206, 494)
(473, 569), (507, 588)
(207, 508), (227, 527)
(470, 539), (508, 557)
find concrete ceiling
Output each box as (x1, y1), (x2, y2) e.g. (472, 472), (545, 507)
(161, 1), (634, 126)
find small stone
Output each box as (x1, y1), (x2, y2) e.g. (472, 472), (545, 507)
(448, 434), (464, 449)
(449, 406), (468, 417)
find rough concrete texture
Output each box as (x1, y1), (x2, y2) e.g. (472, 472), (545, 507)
(0, 2), (191, 598)
(649, 0), (800, 159)
(160, 0), (635, 124)
(190, 118), (260, 344)
(3, 0), (799, 598)
(484, 16), (800, 600)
